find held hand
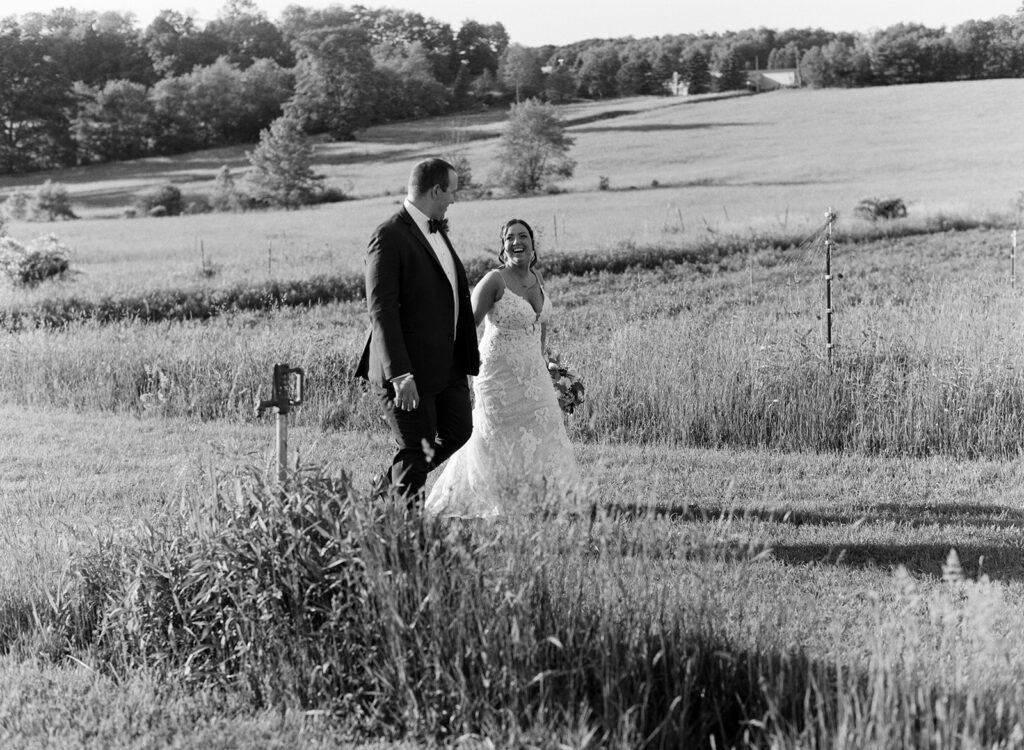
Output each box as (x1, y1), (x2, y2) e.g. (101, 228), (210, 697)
(394, 377), (420, 411)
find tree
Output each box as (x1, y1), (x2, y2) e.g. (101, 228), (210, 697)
(351, 6), (457, 84)
(682, 49), (711, 94)
(236, 58), (293, 141)
(498, 44), (544, 102)
(576, 44), (620, 98)
(715, 49), (747, 91)
(143, 10), (225, 77)
(456, 20), (508, 76)
(616, 57), (655, 96)
(371, 41), (450, 120)
(245, 115), (325, 209)
(289, 25), (375, 140)
(206, 0), (292, 68)
(74, 79), (154, 162)
(494, 98), (575, 194)
(21, 9), (156, 87)
(798, 47), (830, 88)
(0, 23), (76, 173)
(544, 63), (576, 103)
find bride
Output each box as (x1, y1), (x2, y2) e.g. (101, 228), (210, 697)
(424, 218), (580, 518)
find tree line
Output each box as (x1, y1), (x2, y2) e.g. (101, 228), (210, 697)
(2, 0), (1023, 175)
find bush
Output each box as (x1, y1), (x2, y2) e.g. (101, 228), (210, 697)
(0, 234), (71, 286)
(32, 180), (77, 221)
(855, 197), (907, 221)
(136, 184), (184, 217)
(208, 166), (245, 213)
(1, 190), (30, 221)
(309, 185), (349, 205)
(598, 175), (610, 191)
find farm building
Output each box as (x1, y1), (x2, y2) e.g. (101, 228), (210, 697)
(746, 68), (801, 91)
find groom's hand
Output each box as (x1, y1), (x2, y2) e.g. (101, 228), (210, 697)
(393, 375), (419, 411)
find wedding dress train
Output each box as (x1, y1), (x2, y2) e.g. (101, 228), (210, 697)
(424, 287), (579, 518)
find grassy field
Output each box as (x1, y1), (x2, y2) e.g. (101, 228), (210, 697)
(2, 80), (1024, 746)
(2, 80), (1021, 304)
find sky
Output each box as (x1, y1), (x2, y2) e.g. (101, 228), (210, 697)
(8, 0), (1022, 46)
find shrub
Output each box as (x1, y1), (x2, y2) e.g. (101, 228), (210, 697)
(136, 184), (184, 217)
(855, 197), (907, 221)
(208, 166), (245, 213)
(1, 190), (31, 221)
(32, 180), (77, 221)
(598, 175), (610, 191)
(0, 234), (71, 286)
(309, 185), (349, 205)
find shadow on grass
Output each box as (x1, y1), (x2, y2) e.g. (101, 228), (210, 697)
(770, 542), (1024, 581)
(597, 501), (1024, 580)
(571, 121), (756, 134)
(598, 500), (1024, 530)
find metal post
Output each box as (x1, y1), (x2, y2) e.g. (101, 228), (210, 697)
(1013, 229), (1018, 289)
(276, 409), (288, 484)
(256, 363), (305, 488)
(824, 208), (836, 364)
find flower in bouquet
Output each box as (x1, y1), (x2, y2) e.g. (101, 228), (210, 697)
(546, 352), (585, 414)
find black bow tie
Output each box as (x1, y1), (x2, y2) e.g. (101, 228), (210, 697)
(428, 218), (449, 234)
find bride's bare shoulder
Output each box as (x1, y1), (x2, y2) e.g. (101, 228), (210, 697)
(476, 268), (506, 298)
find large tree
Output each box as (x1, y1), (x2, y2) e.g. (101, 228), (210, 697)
(498, 44), (544, 101)
(494, 98), (575, 194)
(143, 10), (225, 77)
(682, 49), (712, 94)
(352, 6), (458, 84)
(206, 0), (292, 68)
(289, 25), (376, 140)
(456, 20), (508, 76)
(73, 79), (154, 162)
(371, 40), (450, 120)
(19, 9), (156, 86)
(576, 44), (621, 98)
(0, 23), (76, 173)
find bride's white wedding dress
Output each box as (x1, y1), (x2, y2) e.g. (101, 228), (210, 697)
(424, 285), (580, 518)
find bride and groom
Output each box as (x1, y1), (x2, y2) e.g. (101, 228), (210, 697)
(355, 157), (579, 518)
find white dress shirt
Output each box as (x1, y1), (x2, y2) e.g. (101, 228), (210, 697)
(405, 199), (459, 338)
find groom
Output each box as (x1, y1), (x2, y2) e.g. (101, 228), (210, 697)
(356, 157), (480, 502)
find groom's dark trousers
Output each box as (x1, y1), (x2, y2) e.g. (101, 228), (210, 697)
(355, 208), (480, 500)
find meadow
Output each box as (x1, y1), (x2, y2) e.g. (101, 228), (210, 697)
(2, 80), (1024, 746)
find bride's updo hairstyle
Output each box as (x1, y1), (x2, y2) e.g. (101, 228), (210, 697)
(498, 218), (538, 269)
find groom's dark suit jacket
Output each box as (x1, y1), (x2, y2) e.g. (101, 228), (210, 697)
(356, 208), (480, 393)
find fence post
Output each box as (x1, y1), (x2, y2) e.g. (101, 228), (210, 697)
(256, 363), (305, 486)
(1013, 229), (1018, 289)
(824, 208), (836, 364)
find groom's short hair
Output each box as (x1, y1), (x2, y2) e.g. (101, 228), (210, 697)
(409, 158), (455, 197)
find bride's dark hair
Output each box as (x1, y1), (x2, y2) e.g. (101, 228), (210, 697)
(497, 218), (538, 269)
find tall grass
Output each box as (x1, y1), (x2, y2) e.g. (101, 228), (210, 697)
(3, 228), (1023, 458)
(25, 465), (1024, 746)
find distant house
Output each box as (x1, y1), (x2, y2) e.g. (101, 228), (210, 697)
(746, 68), (801, 92)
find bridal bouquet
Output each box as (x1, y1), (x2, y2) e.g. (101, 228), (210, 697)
(546, 352), (585, 414)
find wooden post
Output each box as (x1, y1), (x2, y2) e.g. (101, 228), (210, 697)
(824, 208), (836, 364)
